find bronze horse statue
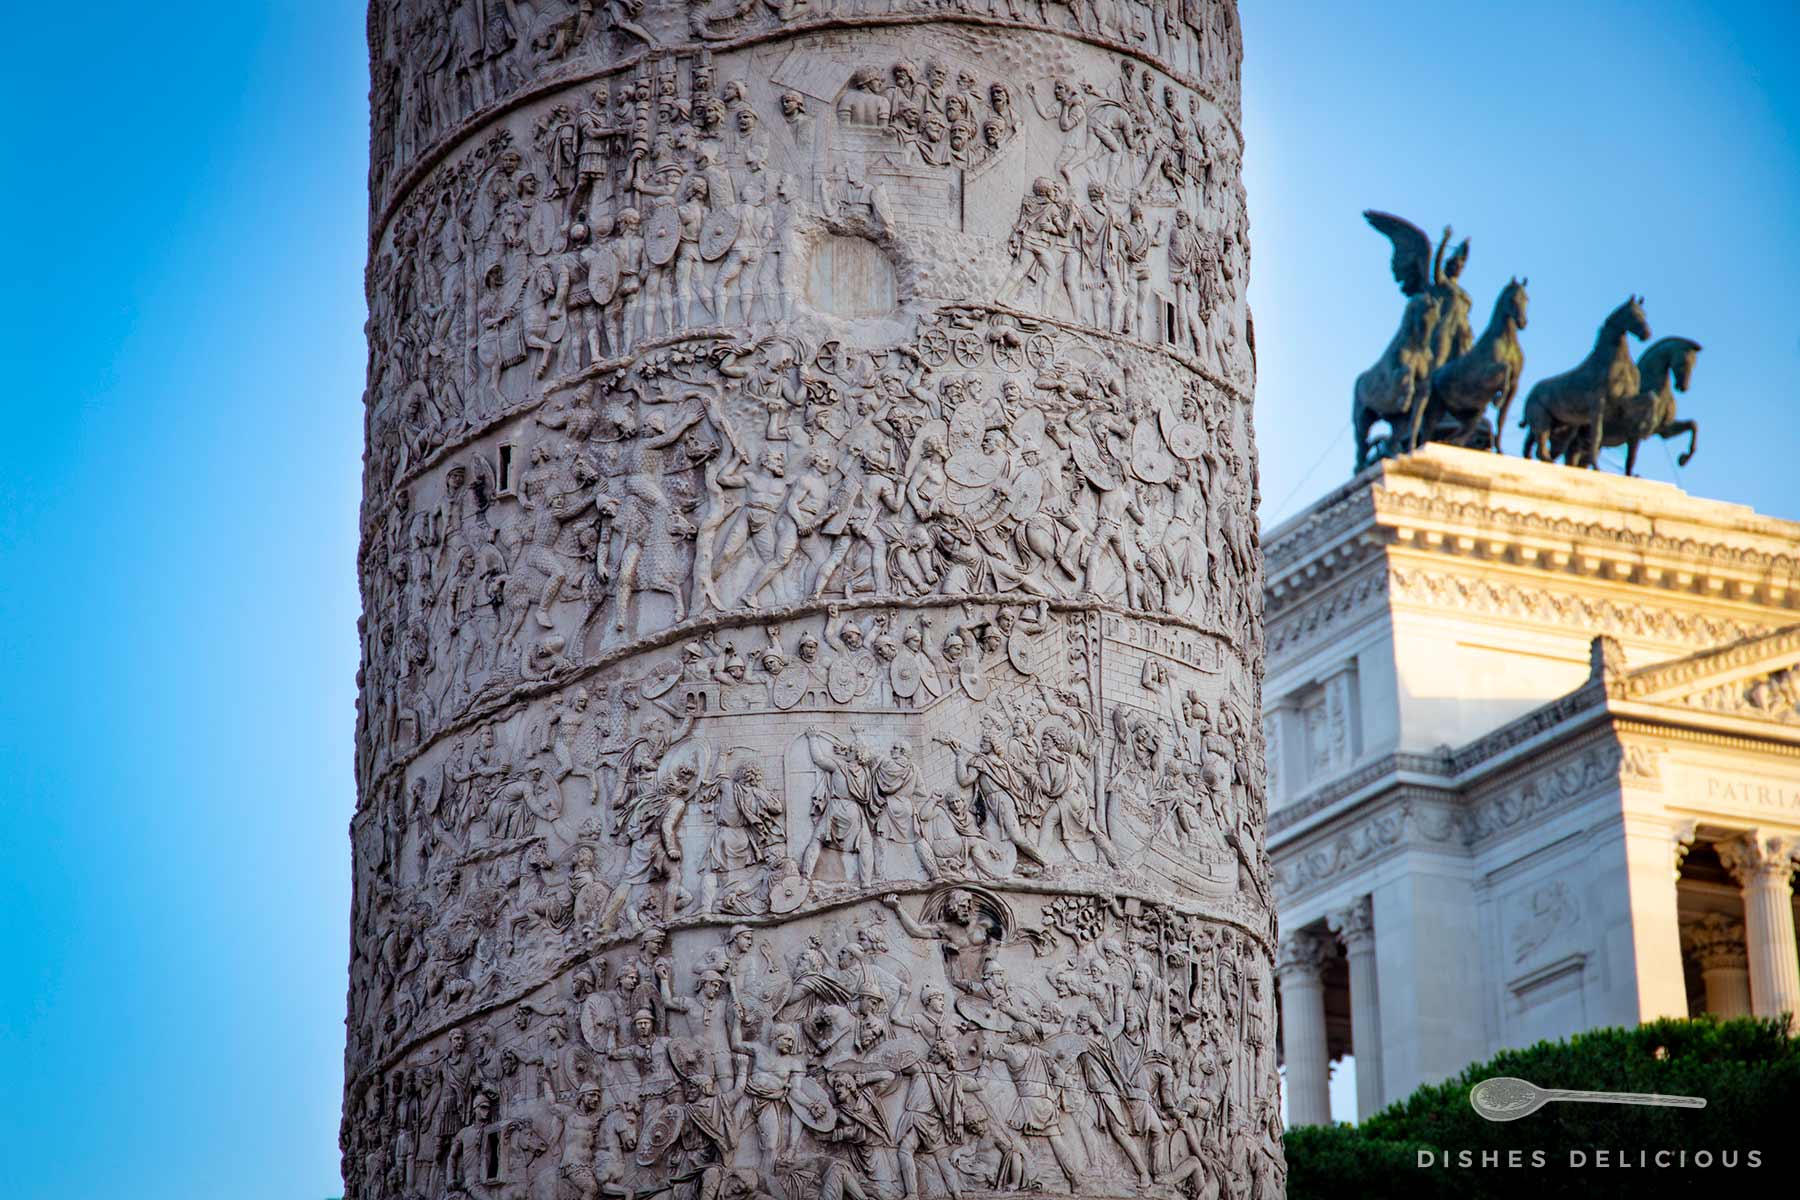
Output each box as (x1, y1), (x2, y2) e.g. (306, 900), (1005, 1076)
(1417, 277), (1529, 451)
(1519, 295), (1650, 465)
(1353, 211), (1467, 470)
(1563, 336), (1702, 474)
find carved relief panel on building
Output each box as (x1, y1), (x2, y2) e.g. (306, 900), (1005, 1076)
(349, 2), (1272, 1197)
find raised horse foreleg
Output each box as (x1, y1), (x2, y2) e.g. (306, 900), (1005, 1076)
(1663, 419), (1697, 466)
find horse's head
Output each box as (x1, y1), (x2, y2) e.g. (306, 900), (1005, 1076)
(1670, 337), (1702, 390)
(1608, 294), (1651, 342)
(1637, 336), (1703, 392)
(1502, 276), (1529, 329)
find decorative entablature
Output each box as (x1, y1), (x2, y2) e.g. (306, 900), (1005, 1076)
(1273, 630), (1800, 894)
(1271, 730), (1628, 901)
(1264, 445), (1800, 640)
(1612, 623), (1800, 727)
(1272, 789), (1461, 902)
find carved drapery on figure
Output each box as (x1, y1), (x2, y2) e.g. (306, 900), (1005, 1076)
(348, 2), (1275, 1198)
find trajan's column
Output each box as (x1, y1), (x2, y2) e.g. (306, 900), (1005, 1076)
(347, 2), (1277, 1198)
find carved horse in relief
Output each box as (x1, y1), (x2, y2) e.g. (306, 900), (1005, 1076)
(1564, 335), (1702, 474)
(1418, 276), (1529, 450)
(1353, 212), (1457, 470)
(1519, 295), (1651, 465)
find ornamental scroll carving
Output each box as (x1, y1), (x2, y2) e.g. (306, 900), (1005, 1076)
(349, 3), (1275, 1199)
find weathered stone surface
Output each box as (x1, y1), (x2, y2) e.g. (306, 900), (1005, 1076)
(347, 2), (1276, 1197)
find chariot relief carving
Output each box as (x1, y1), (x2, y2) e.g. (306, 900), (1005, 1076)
(352, 3), (1271, 1198)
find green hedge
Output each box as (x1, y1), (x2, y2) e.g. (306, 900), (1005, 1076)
(1285, 1016), (1800, 1197)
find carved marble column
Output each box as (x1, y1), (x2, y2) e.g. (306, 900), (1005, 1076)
(351, 3), (1270, 1199)
(1718, 832), (1800, 1028)
(1327, 896), (1381, 1119)
(1277, 930), (1334, 1127)
(1682, 912), (1752, 1020)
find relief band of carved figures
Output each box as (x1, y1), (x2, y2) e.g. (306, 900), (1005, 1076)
(349, 3), (1279, 1198)
(369, 0), (1243, 214)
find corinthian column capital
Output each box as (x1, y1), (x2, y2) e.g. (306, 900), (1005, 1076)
(1326, 894), (1375, 953)
(1717, 830), (1800, 888)
(1681, 912), (1748, 972)
(1276, 928), (1336, 982)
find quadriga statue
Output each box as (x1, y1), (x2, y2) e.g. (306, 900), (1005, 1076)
(348, 2), (1281, 1199)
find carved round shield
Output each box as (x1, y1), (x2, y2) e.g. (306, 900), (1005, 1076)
(699, 208), (741, 261)
(768, 873), (809, 914)
(1005, 467), (1045, 522)
(525, 778), (562, 823)
(667, 1037), (710, 1085)
(640, 665), (681, 699)
(827, 652), (878, 704)
(636, 1103), (686, 1166)
(1067, 433), (1121, 491)
(585, 243), (621, 307)
(946, 450), (1003, 488)
(948, 402), (984, 453)
(770, 670), (809, 710)
(788, 1076), (838, 1132)
(644, 203), (681, 266)
(890, 650), (924, 699)
(1132, 419), (1176, 484)
(953, 993), (1016, 1032)
(1007, 628), (1048, 677)
(1159, 404), (1207, 460)
(958, 658), (990, 702)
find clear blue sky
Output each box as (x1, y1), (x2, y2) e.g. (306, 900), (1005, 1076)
(0, 2), (1793, 1196)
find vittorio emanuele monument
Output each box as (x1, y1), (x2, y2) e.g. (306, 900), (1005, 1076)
(345, 2), (1283, 1199)
(1266, 212), (1800, 1127)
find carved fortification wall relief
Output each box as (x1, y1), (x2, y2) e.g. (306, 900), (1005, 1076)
(350, 3), (1276, 1198)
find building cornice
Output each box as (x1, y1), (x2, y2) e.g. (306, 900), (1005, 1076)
(1263, 445), (1800, 623)
(1617, 623), (1800, 702)
(1272, 734), (1630, 900)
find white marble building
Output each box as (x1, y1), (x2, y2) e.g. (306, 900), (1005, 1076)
(1263, 445), (1800, 1124)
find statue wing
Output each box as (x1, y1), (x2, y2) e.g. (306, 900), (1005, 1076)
(1363, 210), (1433, 297)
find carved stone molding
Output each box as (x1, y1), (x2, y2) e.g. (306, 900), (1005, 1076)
(1461, 741), (1623, 847)
(1387, 567), (1768, 649)
(1264, 446), (1800, 620)
(1268, 753), (1452, 836)
(1265, 563), (1386, 655)
(1274, 799), (1457, 899)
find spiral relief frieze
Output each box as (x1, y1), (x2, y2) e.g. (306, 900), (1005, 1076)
(348, 2), (1279, 1197)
